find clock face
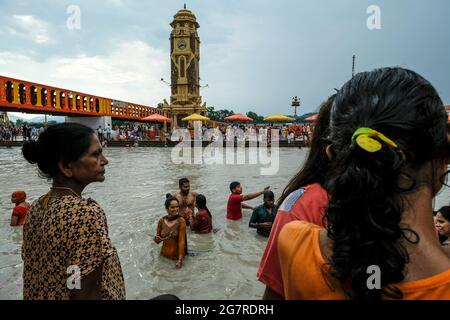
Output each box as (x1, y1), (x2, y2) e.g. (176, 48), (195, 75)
(177, 40), (186, 50)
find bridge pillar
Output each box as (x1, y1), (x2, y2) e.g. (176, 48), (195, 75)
(55, 90), (61, 109)
(65, 116), (112, 132)
(0, 79), (6, 103)
(12, 82), (19, 104)
(35, 86), (43, 107)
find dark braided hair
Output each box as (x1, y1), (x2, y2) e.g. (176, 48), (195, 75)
(324, 67), (448, 300)
(196, 194), (212, 218)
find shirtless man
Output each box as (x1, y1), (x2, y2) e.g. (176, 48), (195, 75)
(174, 178), (197, 226)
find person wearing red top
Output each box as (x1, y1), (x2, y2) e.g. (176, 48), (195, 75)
(189, 194), (213, 234)
(226, 181), (270, 220)
(257, 94), (335, 300)
(10, 190), (30, 226)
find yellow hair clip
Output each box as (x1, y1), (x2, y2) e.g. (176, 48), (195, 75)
(352, 127), (399, 153)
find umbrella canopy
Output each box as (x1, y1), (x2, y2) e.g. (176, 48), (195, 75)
(224, 113), (254, 122)
(263, 114), (295, 122)
(182, 113), (210, 121)
(304, 114), (318, 121)
(142, 113), (172, 122)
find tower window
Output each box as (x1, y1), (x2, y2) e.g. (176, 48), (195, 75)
(180, 57), (185, 78)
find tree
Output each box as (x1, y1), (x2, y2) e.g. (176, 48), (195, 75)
(157, 103), (164, 109)
(206, 107), (236, 121)
(246, 111), (264, 121)
(206, 106), (217, 120)
(216, 109), (234, 121)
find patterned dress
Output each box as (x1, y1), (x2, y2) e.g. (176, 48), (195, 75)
(22, 194), (126, 300)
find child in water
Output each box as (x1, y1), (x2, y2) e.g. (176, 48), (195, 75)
(10, 190), (30, 226)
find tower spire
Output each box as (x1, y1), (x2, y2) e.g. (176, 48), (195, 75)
(352, 54), (356, 78)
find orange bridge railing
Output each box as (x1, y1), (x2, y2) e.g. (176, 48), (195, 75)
(0, 75), (169, 121)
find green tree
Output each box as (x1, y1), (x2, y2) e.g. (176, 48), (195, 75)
(216, 109), (234, 121)
(206, 106), (217, 120)
(206, 108), (235, 121)
(246, 111), (264, 121)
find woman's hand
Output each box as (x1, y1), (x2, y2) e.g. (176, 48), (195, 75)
(154, 235), (163, 243)
(176, 258), (184, 269)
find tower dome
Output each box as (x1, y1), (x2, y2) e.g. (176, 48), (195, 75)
(170, 4), (200, 28)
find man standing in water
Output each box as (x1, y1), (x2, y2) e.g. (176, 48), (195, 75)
(174, 178), (197, 226)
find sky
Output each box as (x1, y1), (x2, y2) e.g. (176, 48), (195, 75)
(0, 0), (449, 119)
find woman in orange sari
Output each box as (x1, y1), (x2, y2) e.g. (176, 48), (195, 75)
(154, 194), (187, 268)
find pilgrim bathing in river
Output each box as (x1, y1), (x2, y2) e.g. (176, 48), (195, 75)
(174, 178), (197, 226)
(154, 194), (187, 268)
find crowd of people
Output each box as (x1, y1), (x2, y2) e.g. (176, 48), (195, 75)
(0, 123), (46, 142)
(1, 121), (314, 146)
(92, 122), (314, 144)
(98, 124), (169, 142)
(7, 67), (450, 300)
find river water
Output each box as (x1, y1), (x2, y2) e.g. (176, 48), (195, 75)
(0, 147), (449, 299)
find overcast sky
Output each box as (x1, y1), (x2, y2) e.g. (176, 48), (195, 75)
(1, 0), (449, 119)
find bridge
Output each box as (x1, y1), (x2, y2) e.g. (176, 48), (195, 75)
(0, 75), (170, 122)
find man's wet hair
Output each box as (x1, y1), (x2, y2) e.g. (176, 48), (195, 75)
(263, 191), (275, 200)
(179, 177), (190, 186)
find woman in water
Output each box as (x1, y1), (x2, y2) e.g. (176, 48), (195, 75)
(154, 194), (187, 268)
(189, 194), (213, 234)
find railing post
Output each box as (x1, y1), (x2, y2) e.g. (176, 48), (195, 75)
(55, 90), (61, 109)
(46, 89), (52, 108)
(71, 94), (77, 111)
(0, 78), (6, 103)
(25, 84), (31, 105)
(86, 96), (90, 112)
(35, 86), (43, 106)
(62, 92), (68, 110)
(12, 81), (19, 104)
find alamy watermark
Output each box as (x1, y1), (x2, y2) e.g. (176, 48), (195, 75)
(170, 122), (280, 176)
(66, 5), (81, 30)
(366, 265), (381, 290)
(66, 265), (81, 290)
(367, 5), (381, 30)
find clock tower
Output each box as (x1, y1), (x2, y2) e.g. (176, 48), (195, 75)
(163, 4), (207, 127)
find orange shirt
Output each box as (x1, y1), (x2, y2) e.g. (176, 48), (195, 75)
(278, 221), (450, 300)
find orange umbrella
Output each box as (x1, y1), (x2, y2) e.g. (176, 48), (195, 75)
(304, 114), (318, 121)
(224, 113), (253, 122)
(142, 114), (171, 122)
